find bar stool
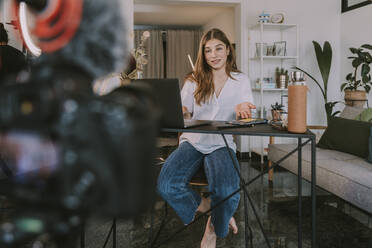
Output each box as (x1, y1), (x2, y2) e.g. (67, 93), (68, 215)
(148, 155), (208, 248)
(189, 165), (208, 187)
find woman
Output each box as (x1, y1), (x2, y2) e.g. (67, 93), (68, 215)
(157, 28), (255, 248)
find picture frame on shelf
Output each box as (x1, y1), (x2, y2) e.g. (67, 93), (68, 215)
(255, 42), (267, 57)
(273, 41), (286, 56)
(266, 45), (274, 56)
(342, 0), (372, 13)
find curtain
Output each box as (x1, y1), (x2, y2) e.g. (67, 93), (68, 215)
(166, 30), (203, 87)
(134, 30), (164, 79)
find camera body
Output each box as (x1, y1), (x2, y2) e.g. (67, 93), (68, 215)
(0, 64), (160, 246)
(0, 0), (157, 245)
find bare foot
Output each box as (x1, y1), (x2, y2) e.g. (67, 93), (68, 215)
(201, 216), (216, 248)
(229, 217), (238, 234)
(197, 197), (211, 214)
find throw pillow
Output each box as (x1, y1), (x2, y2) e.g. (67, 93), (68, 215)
(355, 108), (372, 123)
(318, 117), (372, 159)
(339, 105), (365, 119)
(369, 127), (372, 164)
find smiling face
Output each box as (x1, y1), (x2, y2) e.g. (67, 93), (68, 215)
(204, 39), (230, 71)
(191, 28), (238, 105)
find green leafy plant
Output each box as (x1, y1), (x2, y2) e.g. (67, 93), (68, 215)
(275, 67), (288, 77)
(271, 102), (284, 111)
(341, 44), (372, 93)
(271, 102), (284, 121)
(294, 41), (340, 124)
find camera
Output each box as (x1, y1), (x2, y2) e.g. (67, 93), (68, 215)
(0, 0), (159, 245)
(0, 64), (160, 247)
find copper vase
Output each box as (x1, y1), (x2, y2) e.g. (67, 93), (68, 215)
(288, 85), (307, 133)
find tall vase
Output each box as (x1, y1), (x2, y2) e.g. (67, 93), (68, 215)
(288, 85), (308, 133)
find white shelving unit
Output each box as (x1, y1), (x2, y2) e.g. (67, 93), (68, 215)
(248, 23), (299, 161)
(249, 56), (298, 60)
(252, 88), (289, 91)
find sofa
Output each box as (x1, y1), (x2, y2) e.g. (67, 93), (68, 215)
(268, 106), (372, 214)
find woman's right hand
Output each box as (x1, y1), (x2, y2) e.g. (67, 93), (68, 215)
(235, 102), (256, 120)
(182, 106), (192, 119)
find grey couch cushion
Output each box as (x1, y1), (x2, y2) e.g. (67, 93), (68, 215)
(268, 144), (372, 213)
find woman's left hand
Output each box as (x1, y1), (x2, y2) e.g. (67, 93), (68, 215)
(235, 102), (256, 119)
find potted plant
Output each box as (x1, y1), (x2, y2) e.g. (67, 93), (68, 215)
(271, 102), (284, 121)
(341, 44), (372, 107)
(294, 41), (339, 124)
(275, 67), (289, 88)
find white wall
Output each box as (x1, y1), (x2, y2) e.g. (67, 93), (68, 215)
(203, 8), (235, 43)
(341, 4), (372, 105)
(125, 0), (134, 50)
(246, 0), (342, 126)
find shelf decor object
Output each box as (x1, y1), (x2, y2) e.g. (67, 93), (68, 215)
(288, 84), (308, 133)
(270, 13), (284, 24)
(249, 22), (299, 118)
(273, 41), (286, 56)
(248, 22), (299, 162)
(258, 11), (270, 23)
(255, 42), (267, 57)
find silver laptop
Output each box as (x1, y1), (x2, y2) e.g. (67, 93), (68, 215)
(132, 79), (211, 128)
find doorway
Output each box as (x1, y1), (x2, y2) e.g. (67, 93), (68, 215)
(133, 0), (247, 74)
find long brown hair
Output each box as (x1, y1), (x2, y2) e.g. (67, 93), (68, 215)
(185, 28), (239, 105)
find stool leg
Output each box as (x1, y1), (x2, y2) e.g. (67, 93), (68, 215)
(148, 203), (155, 248)
(80, 222), (85, 248)
(268, 136), (275, 182)
(151, 203), (168, 247)
(102, 218), (116, 248)
(112, 218), (116, 248)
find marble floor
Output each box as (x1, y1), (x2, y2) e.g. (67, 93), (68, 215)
(3, 152), (372, 248)
(78, 153), (372, 248)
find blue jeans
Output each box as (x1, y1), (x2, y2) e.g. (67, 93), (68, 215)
(157, 141), (240, 237)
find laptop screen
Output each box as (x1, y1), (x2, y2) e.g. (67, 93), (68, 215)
(132, 79), (185, 128)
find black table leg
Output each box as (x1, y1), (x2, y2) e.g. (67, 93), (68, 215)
(298, 138), (302, 248)
(151, 135), (312, 248)
(244, 192), (249, 248)
(221, 134), (272, 248)
(311, 136), (317, 247)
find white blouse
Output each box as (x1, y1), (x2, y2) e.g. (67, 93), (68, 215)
(179, 72), (254, 154)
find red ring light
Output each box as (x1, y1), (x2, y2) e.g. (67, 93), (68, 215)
(13, 0), (83, 53)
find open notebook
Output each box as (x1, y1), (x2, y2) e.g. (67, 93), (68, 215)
(215, 118), (268, 128)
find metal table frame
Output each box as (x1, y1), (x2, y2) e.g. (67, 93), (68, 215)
(153, 121), (316, 248)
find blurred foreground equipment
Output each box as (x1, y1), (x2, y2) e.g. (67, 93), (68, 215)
(0, 0), (160, 247)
